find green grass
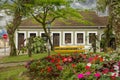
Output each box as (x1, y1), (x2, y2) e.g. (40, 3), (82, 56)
(0, 66), (26, 80)
(0, 52), (51, 63)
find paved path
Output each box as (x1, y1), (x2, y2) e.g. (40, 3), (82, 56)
(0, 61), (26, 68)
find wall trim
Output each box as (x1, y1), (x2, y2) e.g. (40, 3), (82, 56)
(28, 31), (38, 38)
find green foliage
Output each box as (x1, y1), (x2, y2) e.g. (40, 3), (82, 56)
(25, 36), (46, 55)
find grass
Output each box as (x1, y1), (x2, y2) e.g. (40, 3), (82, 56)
(0, 66), (26, 80)
(0, 52), (53, 63)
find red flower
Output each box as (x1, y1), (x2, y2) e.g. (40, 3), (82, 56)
(63, 57), (67, 62)
(50, 59), (55, 63)
(56, 59), (60, 63)
(110, 76), (116, 80)
(57, 65), (63, 70)
(110, 69), (115, 72)
(85, 65), (90, 70)
(72, 64), (76, 68)
(55, 63), (60, 67)
(102, 68), (109, 74)
(47, 66), (52, 72)
(99, 57), (103, 62)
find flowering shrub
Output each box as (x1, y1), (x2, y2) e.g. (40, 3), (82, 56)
(25, 52), (120, 80)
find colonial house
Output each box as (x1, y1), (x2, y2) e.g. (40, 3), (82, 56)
(15, 11), (108, 52)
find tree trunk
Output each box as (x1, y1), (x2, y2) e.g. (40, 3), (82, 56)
(8, 33), (17, 56)
(115, 26), (120, 53)
(43, 24), (54, 50)
(7, 14), (21, 56)
(48, 36), (53, 50)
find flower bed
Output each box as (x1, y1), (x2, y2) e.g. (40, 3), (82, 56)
(25, 52), (120, 80)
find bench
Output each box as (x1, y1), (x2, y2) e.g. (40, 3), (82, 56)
(54, 46), (85, 53)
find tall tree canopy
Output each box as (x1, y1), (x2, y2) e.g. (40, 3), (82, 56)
(26, 0), (88, 50)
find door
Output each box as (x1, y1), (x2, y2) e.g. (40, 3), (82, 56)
(18, 33), (24, 50)
(53, 33), (60, 47)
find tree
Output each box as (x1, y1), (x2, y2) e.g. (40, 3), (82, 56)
(3, 0), (29, 56)
(112, 1), (120, 52)
(27, 0), (88, 50)
(97, 0), (120, 52)
(97, 0), (114, 51)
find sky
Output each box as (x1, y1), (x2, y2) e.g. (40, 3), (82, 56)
(71, 0), (96, 9)
(71, 0), (108, 16)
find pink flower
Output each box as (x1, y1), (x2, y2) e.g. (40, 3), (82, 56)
(78, 73), (84, 79)
(94, 72), (101, 78)
(102, 68), (109, 74)
(85, 72), (91, 76)
(63, 57), (67, 62)
(88, 57), (93, 62)
(68, 57), (72, 62)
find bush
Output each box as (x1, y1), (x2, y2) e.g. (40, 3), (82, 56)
(25, 52), (120, 80)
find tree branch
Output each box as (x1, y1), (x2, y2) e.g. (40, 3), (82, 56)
(32, 14), (43, 24)
(50, 16), (60, 23)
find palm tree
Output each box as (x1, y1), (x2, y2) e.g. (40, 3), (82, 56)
(4, 0), (29, 56)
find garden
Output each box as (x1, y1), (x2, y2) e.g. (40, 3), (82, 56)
(24, 52), (120, 80)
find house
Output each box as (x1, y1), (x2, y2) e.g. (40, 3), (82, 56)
(15, 11), (108, 52)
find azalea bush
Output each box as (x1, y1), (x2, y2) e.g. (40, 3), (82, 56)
(25, 52), (120, 80)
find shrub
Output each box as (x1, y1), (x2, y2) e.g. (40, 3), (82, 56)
(25, 52), (120, 80)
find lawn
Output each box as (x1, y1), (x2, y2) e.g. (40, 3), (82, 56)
(0, 51), (72, 63)
(0, 66), (26, 80)
(0, 52), (49, 63)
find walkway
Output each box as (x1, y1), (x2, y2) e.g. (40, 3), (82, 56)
(0, 61), (26, 68)
(0, 48), (27, 68)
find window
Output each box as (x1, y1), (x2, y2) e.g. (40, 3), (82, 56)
(41, 33), (47, 42)
(30, 33), (36, 37)
(65, 33), (71, 44)
(89, 33), (96, 43)
(77, 33), (83, 43)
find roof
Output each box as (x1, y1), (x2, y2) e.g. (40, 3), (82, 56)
(20, 11), (108, 29)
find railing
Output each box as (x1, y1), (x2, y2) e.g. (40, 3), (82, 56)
(54, 46), (85, 53)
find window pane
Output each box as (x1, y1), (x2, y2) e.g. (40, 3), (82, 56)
(30, 33), (36, 37)
(77, 33), (83, 43)
(89, 33), (96, 43)
(41, 33), (47, 42)
(65, 33), (71, 43)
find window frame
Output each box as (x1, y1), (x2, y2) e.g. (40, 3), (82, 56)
(75, 31), (85, 45)
(63, 32), (73, 45)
